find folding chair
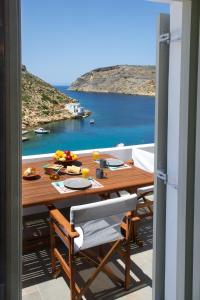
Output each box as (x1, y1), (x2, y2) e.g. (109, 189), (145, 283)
(137, 185), (154, 217)
(48, 193), (137, 300)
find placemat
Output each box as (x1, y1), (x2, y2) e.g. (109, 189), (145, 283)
(52, 178), (103, 194)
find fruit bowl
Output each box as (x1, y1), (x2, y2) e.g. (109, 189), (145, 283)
(54, 158), (78, 167)
(53, 150), (78, 167)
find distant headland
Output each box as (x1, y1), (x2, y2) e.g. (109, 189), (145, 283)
(69, 65), (156, 96)
(22, 65), (78, 129)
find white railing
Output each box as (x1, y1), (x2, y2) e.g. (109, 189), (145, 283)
(22, 143), (154, 163)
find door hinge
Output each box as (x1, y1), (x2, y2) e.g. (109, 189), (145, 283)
(157, 169), (167, 184)
(160, 31), (181, 44)
(157, 170), (178, 190)
(159, 33), (170, 44)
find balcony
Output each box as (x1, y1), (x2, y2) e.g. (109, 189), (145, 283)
(22, 143), (154, 300)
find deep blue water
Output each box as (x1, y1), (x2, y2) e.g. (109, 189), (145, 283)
(22, 86), (155, 155)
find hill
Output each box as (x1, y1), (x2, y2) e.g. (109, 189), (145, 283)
(69, 65), (156, 96)
(22, 65), (75, 129)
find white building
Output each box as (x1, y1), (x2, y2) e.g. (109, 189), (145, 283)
(66, 102), (85, 117)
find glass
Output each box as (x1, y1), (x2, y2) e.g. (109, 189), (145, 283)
(50, 173), (60, 180)
(82, 168), (90, 178)
(92, 151), (100, 161)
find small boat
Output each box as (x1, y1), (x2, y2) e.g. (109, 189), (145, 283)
(90, 119), (95, 125)
(34, 127), (50, 134)
(22, 130), (28, 135)
(22, 136), (29, 142)
(116, 143), (125, 147)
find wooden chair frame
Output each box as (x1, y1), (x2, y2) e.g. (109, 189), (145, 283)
(101, 192), (141, 245)
(137, 190), (154, 217)
(47, 204), (135, 300)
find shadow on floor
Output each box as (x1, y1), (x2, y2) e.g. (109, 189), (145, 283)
(23, 215), (153, 299)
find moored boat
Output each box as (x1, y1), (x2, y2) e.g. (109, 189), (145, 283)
(116, 143), (125, 147)
(22, 136), (29, 142)
(22, 130), (28, 135)
(90, 119), (95, 124)
(34, 127), (50, 134)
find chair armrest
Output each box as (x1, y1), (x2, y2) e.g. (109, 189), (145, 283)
(47, 205), (79, 239)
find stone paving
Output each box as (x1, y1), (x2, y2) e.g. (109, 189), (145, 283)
(22, 217), (153, 300)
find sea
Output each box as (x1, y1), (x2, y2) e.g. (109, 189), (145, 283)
(22, 86), (155, 156)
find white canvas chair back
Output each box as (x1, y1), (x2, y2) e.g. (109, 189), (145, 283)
(70, 194), (137, 252)
(137, 185), (154, 197)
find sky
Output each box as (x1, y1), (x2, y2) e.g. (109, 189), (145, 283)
(21, 0), (169, 85)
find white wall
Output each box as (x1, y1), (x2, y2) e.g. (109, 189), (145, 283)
(165, 2), (182, 299)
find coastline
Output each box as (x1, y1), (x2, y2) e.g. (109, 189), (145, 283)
(67, 88), (155, 97)
(22, 91), (155, 156)
(23, 110), (91, 131)
(23, 88), (154, 130)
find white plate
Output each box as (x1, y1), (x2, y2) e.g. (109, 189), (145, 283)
(64, 178), (92, 190)
(106, 158), (124, 167)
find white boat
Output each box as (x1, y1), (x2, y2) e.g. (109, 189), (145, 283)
(22, 136), (29, 142)
(22, 130), (28, 135)
(116, 143), (125, 147)
(34, 127), (50, 134)
(90, 119), (95, 124)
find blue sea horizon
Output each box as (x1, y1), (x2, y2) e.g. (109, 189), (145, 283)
(22, 86), (155, 156)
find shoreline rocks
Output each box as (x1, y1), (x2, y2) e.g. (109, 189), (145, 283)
(22, 65), (77, 129)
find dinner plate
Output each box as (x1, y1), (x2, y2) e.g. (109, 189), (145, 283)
(23, 174), (41, 180)
(106, 158), (124, 167)
(64, 178), (92, 190)
(65, 170), (82, 176)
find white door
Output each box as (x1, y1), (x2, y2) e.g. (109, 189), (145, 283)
(153, 13), (170, 300)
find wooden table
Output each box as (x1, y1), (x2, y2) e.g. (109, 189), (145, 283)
(22, 155), (154, 208)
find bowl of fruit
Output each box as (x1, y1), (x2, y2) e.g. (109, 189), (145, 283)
(53, 150), (78, 167)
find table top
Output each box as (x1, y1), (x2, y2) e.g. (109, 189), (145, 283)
(22, 155), (154, 207)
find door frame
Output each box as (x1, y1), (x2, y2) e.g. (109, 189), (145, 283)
(177, 0), (200, 299)
(0, 0), (21, 299)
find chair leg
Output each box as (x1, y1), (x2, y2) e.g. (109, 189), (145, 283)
(131, 217), (143, 247)
(69, 240), (76, 300)
(50, 221), (56, 275)
(125, 240), (131, 290)
(76, 240), (121, 300)
(124, 216), (131, 290)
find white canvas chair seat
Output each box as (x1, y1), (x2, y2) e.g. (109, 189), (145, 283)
(74, 214), (124, 253)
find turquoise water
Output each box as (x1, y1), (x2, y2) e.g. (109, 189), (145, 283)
(22, 86), (155, 155)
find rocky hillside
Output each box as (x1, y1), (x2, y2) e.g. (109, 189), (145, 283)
(22, 65), (75, 129)
(69, 65), (156, 96)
